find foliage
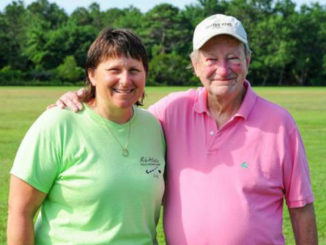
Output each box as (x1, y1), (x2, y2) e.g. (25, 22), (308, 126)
(0, 66), (23, 84)
(0, 0), (326, 86)
(56, 56), (84, 83)
(148, 53), (197, 86)
(140, 4), (192, 57)
(0, 0), (28, 70)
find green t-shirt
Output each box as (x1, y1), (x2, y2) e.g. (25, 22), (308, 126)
(11, 105), (165, 244)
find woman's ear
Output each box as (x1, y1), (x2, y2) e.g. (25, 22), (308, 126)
(88, 68), (96, 86)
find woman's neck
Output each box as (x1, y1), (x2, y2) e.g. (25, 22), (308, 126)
(87, 99), (133, 124)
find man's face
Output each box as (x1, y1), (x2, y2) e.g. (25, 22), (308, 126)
(192, 35), (250, 100)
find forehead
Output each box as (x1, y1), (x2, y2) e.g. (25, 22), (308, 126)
(200, 35), (244, 54)
(99, 55), (144, 66)
(96, 46), (143, 65)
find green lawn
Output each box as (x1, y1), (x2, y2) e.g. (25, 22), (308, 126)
(1, 86), (325, 244)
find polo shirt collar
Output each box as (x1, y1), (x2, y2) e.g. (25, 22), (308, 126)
(194, 80), (257, 120)
(235, 80), (257, 120)
(194, 86), (209, 114)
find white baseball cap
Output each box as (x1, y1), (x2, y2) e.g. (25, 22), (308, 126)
(193, 14), (250, 52)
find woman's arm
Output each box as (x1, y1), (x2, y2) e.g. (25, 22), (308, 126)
(7, 175), (46, 245)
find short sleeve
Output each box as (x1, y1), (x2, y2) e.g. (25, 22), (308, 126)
(10, 109), (62, 193)
(283, 126), (314, 208)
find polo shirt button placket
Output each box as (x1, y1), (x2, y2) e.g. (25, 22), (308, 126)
(210, 130), (222, 137)
(207, 129), (220, 152)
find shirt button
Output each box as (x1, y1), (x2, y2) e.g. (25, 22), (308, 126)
(209, 130), (214, 136)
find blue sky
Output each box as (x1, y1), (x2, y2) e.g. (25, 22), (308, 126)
(0, 0), (324, 13)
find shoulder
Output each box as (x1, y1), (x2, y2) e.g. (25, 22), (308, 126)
(252, 95), (297, 129)
(148, 87), (201, 117)
(257, 96), (293, 118)
(153, 88), (199, 108)
(30, 107), (83, 134)
(39, 107), (77, 120)
(134, 107), (165, 144)
(135, 107), (161, 127)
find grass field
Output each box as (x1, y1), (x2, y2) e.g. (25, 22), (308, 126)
(0, 86), (325, 244)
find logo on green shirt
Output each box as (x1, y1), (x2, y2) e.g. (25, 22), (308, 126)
(140, 156), (162, 178)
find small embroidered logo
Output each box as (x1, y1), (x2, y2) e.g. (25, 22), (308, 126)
(145, 167), (158, 174)
(140, 156), (162, 178)
(241, 162), (248, 169)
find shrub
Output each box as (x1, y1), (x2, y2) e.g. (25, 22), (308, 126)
(56, 56), (84, 83)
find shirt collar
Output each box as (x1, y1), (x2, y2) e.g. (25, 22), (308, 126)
(234, 80), (257, 120)
(194, 80), (257, 120)
(194, 86), (209, 114)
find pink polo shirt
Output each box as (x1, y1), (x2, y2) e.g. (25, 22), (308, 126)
(149, 81), (314, 245)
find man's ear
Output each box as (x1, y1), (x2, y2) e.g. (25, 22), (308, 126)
(246, 55), (251, 69)
(190, 54), (200, 77)
(88, 68), (96, 86)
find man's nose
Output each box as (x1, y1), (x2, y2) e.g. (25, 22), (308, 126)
(215, 61), (229, 77)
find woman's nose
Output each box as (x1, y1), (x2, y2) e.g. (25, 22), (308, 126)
(119, 71), (132, 85)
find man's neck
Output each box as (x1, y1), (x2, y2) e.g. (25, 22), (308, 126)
(207, 87), (246, 129)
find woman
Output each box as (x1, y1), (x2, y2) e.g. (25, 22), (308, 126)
(7, 28), (165, 245)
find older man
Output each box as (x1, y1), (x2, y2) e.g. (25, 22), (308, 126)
(55, 14), (317, 245)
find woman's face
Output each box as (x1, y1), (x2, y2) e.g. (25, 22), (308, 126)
(88, 56), (146, 111)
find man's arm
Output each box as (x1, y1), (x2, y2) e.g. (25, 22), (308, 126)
(7, 175), (46, 245)
(289, 203), (318, 245)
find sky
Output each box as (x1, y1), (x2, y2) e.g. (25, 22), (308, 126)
(0, 0), (324, 14)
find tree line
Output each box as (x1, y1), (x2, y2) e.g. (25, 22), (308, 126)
(0, 0), (325, 86)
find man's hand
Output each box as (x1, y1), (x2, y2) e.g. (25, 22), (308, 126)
(48, 88), (87, 112)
